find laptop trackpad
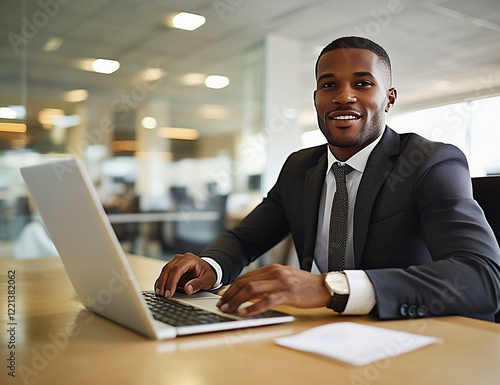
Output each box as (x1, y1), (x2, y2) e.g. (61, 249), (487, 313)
(172, 291), (252, 315)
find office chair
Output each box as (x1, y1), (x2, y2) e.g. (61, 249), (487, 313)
(471, 176), (500, 323)
(159, 187), (228, 257)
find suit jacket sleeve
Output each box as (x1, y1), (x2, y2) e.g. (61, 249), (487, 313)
(364, 135), (500, 320)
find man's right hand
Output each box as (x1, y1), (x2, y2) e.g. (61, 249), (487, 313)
(154, 253), (217, 298)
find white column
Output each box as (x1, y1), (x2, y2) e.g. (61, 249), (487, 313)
(135, 98), (171, 211)
(262, 34), (302, 194)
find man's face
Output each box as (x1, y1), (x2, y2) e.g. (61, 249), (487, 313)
(314, 48), (397, 160)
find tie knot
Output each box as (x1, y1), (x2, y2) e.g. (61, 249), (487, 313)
(332, 162), (353, 180)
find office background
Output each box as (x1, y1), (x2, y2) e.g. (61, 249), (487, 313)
(1, 0), (500, 260)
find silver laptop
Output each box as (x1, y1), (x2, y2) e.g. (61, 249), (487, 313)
(20, 158), (293, 340)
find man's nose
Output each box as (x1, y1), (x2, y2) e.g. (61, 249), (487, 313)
(333, 86), (357, 104)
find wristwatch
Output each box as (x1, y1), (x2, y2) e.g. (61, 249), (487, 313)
(324, 271), (350, 313)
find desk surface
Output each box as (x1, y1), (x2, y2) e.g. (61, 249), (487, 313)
(1, 256), (499, 385)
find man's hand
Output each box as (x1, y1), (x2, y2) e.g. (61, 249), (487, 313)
(216, 264), (330, 316)
(154, 253), (217, 298)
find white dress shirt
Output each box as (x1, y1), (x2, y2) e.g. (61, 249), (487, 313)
(314, 135), (382, 314)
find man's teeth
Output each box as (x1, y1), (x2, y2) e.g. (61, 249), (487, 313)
(332, 115), (360, 120)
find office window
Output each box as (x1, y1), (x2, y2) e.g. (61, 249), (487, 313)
(388, 95), (500, 177)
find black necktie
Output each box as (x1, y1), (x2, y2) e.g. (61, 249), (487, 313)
(328, 162), (353, 271)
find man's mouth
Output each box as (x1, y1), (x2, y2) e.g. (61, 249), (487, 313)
(327, 111), (362, 125)
(330, 115), (361, 120)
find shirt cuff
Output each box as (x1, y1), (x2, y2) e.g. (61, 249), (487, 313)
(342, 270), (376, 315)
(200, 257), (223, 290)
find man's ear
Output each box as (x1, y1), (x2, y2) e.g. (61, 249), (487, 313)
(313, 90), (317, 107)
(385, 87), (397, 112)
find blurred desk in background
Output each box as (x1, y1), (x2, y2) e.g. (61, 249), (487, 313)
(107, 211), (220, 224)
(107, 212), (221, 258)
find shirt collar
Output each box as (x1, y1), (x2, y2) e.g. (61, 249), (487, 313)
(326, 130), (384, 175)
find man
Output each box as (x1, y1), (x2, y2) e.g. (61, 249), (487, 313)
(155, 36), (500, 321)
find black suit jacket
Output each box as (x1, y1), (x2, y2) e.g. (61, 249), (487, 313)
(201, 127), (500, 320)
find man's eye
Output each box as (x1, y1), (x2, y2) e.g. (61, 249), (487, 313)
(320, 82), (336, 89)
(355, 81), (373, 87)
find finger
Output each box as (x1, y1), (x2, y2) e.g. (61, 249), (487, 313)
(183, 264), (217, 294)
(154, 261), (174, 297)
(217, 264), (283, 305)
(154, 255), (192, 297)
(218, 279), (277, 314)
(155, 254), (217, 297)
(237, 295), (281, 317)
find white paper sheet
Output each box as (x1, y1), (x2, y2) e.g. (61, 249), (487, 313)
(275, 322), (442, 366)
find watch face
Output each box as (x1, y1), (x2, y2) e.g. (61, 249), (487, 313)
(326, 273), (349, 295)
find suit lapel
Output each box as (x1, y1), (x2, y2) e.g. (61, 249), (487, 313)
(353, 127), (401, 267)
(301, 151), (327, 270)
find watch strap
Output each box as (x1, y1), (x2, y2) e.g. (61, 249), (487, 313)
(327, 292), (349, 313)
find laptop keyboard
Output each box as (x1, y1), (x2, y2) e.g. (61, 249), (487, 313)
(143, 291), (233, 327)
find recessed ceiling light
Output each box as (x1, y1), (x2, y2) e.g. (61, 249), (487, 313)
(65, 89), (89, 103)
(92, 59), (120, 74)
(141, 117), (157, 129)
(143, 67), (166, 82)
(205, 75), (230, 89)
(43, 37), (64, 52)
(171, 12), (206, 31)
(181, 73), (207, 86)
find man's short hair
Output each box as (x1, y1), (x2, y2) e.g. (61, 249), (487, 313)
(315, 36), (392, 86)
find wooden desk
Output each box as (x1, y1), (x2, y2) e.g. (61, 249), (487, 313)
(1, 256), (499, 385)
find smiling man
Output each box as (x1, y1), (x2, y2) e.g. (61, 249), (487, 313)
(155, 36), (500, 321)
(314, 41), (396, 161)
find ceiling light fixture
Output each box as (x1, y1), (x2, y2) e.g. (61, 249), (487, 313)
(92, 58), (120, 74)
(143, 67), (166, 82)
(158, 127), (199, 140)
(65, 89), (89, 103)
(205, 75), (230, 89)
(171, 12), (206, 31)
(181, 73), (207, 86)
(0, 122), (27, 133)
(141, 117), (157, 129)
(43, 37), (64, 52)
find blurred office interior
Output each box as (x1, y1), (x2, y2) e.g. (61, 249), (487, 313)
(1, 0), (500, 260)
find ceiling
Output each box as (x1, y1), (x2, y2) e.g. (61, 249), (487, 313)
(1, 0), (500, 144)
